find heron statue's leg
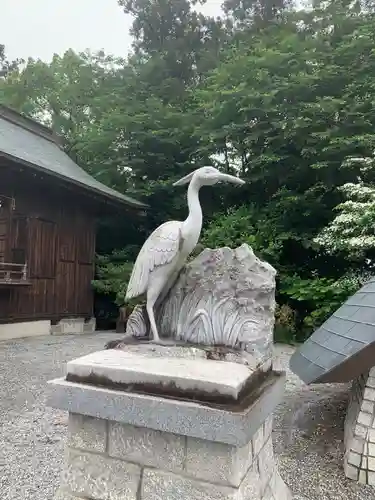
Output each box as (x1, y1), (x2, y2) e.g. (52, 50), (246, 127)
(146, 265), (181, 343)
(146, 301), (160, 342)
(146, 283), (162, 342)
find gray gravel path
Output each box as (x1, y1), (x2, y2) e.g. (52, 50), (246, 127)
(0, 333), (375, 500)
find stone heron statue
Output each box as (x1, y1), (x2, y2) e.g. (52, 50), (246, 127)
(125, 166), (245, 342)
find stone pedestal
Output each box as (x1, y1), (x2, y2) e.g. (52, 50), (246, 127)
(48, 348), (291, 500)
(344, 366), (375, 485)
(51, 317), (96, 335)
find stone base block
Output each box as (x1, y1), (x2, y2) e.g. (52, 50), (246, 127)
(48, 349), (291, 499)
(51, 317), (96, 335)
(344, 366), (375, 485)
(0, 319), (51, 341)
(53, 412), (290, 500)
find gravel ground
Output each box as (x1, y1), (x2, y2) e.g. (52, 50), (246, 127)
(0, 333), (375, 500)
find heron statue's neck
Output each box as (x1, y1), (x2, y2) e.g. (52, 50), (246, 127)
(184, 177), (203, 232)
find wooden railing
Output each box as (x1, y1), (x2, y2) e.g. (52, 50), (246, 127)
(0, 262), (29, 285)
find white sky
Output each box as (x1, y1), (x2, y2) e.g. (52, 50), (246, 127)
(2, 0), (224, 62)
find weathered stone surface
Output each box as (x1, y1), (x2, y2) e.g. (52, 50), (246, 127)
(108, 421), (185, 471)
(67, 349), (254, 401)
(264, 416), (273, 441)
(62, 449), (141, 500)
(54, 491), (87, 500)
(48, 371), (285, 447)
(141, 469), (238, 500)
(258, 437), (275, 492)
(68, 413), (106, 453)
(268, 471), (292, 500)
(115, 341), (265, 369)
(185, 436), (252, 487)
(51, 317), (96, 336)
(239, 462), (262, 499)
(125, 244), (275, 366)
(252, 424), (264, 456)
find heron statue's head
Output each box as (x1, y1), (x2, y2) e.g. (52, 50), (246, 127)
(173, 166), (245, 188)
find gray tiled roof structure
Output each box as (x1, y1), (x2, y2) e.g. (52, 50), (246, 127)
(0, 105), (145, 209)
(289, 278), (375, 384)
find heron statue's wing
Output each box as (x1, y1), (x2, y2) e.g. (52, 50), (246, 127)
(126, 221), (182, 300)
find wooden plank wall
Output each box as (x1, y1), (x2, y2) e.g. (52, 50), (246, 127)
(0, 166), (97, 323)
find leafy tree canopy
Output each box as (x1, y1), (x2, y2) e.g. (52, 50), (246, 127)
(2, 0), (375, 340)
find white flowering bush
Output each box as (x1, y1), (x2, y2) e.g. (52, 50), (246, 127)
(315, 182), (375, 256)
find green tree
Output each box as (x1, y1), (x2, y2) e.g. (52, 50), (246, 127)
(0, 44), (21, 79)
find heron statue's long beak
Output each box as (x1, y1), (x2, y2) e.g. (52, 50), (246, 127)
(218, 173), (245, 185)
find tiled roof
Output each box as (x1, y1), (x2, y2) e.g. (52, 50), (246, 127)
(290, 278), (375, 384)
(0, 105), (145, 209)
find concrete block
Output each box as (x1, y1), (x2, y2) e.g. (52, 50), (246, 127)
(268, 471), (292, 500)
(68, 414), (106, 453)
(368, 443), (375, 456)
(109, 422), (185, 471)
(62, 449), (141, 500)
(51, 318), (88, 336)
(364, 387), (375, 401)
(361, 400), (374, 414)
(344, 462), (359, 481)
(83, 318), (96, 333)
(252, 425), (264, 456)
(258, 438), (275, 490)
(141, 468), (238, 500)
(66, 349), (254, 402)
(358, 411), (372, 427)
(54, 491), (86, 500)
(369, 429), (375, 442)
(368, 456), (375, 471)
(347, 451), (361, 467)
(0, 319), (51, 341)
(263, 416), (273, 440)
(262, 486), (275, 500)
(359, 469), (368, 484)
(238, 462), (262, 499)
(351, 436), (364, 454)
(366, 377), (375, 389)
(47, 372), (285, 447)
(185, 436), (252, 487)
(368, 470), (375, 486)
(354, 424), (368, 439)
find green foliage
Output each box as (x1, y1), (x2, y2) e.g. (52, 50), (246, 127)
(315, 182), (375, 259)
(92, 250), (139, 306)
(201, 206), (283, 265)
(274, 304), (297, 344)
(280, 274), (361, 337)
(0, 44), (22, 79)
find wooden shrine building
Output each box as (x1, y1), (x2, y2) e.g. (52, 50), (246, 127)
(0, 105), (144, 340)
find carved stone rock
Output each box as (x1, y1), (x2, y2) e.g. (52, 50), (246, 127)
(125, 244), (276, 365)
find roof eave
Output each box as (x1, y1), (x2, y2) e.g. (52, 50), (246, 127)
(0, 152), (148, 210)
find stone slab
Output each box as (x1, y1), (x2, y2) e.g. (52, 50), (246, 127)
(66, 349), (254, 401)
(62, 449), (141, 499)
(0, 319), (51, 341)
(47, 371), (285, 447)
(68, 413), (107, 453)
(141, 468), (238, 500)
(108, 421), (185, 472)
(54, 491), (86, 500)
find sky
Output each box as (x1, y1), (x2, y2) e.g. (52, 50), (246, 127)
(2, 0), (224, 62)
